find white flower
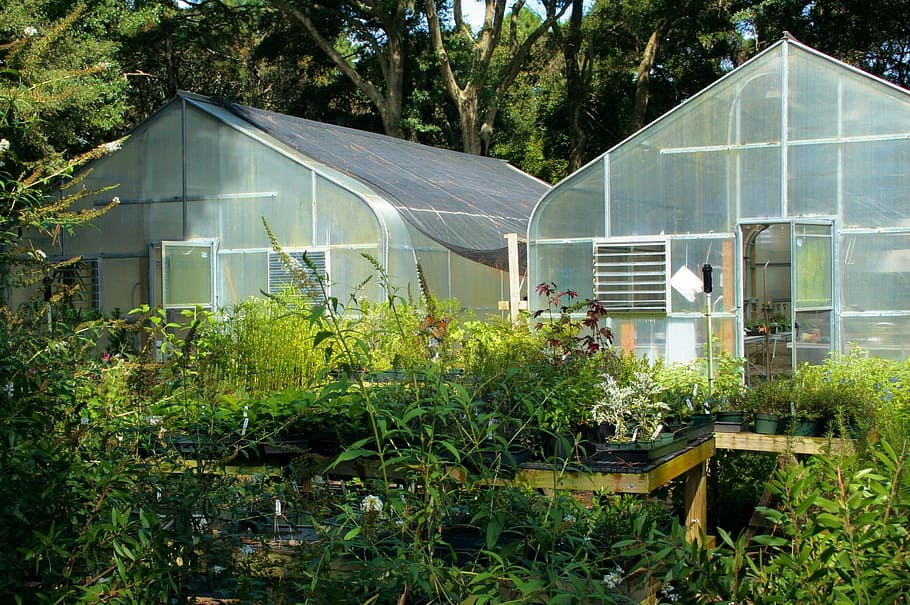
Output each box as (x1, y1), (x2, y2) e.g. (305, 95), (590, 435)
(602, 565), (624, 589)
(112, 196), (120, 205)
(102, 140), (122, 153)
(0, 138), (10, 153)
(24, 26), (38, 37)
(360, 494), (383, 514)
(239, 544), (255, 557)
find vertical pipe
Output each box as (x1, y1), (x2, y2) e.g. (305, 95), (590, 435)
(703, 264), (714, 396)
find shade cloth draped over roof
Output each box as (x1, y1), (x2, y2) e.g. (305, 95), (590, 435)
(202, 96), (547, 270)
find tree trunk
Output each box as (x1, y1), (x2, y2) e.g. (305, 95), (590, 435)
(562, 0), (590, 172)
(425, 0), (567, 155)
(633, 19), (671, 130)
(270, 0), (406, 138)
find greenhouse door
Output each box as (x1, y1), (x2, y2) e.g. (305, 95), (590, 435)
(741, 220), (834, 378)
(791, 221), (834, 370)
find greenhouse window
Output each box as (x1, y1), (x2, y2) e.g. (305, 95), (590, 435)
(594, 240), (668, 313)
(268, 250), (328, 304)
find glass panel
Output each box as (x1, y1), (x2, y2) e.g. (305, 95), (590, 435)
(218, 251), (267, 306)
(793, 223), (832, 308)
(529, 241), (595, 313)
(657, 152), (730, 233)
(843, 316), (910, 360)
(532, 164), (605, 239)
(739, 147), (781, 219)
(793, 309), (832, 366)
(314, 176), (380, 245)
(99, 257), (144, 314)
(669, 237), (735, 314)
(328, 247), (382, 305)
(841, 72), (910, 138)
(163, 243), (213, 307)
(843, 139), (910, 228)
(788, 143), (839, 216)
(841, 231), (910, 312)
(789, 50), (842, 141)
(450, 254), (505, 317)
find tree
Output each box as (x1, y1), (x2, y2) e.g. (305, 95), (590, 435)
(424, 0), (570, 155)
(1, 1), (126, 302)
(269, 0), (414, 138)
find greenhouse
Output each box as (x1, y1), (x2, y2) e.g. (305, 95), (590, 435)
(528, 35), (910, 376)
(27, 91), (547, 318)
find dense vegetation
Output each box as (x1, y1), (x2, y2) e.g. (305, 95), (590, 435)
(3, 4), (910, 603)
(1, 247), (909, 602)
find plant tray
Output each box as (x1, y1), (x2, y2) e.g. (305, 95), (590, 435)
(674, 420), (716, 443)
(587, 435), (687, 463)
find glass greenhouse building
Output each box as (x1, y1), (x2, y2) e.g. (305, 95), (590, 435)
(24, 92), (547, 319)
(528, 36), (910, 375)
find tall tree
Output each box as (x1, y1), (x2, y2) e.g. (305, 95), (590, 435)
(1, 1), (125, 298)
(549, 0), (592, 171)
(424, 0), (570, 155)
(269, 0), (413, 137)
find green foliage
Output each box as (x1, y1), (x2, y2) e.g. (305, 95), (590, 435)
(654, 353), (745, 416)
(793, 349), (910, 446)
(625, 440), (910, 604)
(1, 2), (126, 297)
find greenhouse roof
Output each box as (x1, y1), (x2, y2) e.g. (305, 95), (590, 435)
(181, 92), (548, 270)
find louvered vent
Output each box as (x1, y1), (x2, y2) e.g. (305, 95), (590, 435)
(268, 250), (327, 304)
(54, 258), (101, 310)
(594, 240), (668, 313)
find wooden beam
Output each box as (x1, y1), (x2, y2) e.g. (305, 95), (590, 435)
(514, 439), (715, 494)
(684, 460), (708, 544)
(714, 432), (853, 455)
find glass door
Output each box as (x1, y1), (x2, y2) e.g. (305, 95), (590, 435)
(791, 221), (834, 369)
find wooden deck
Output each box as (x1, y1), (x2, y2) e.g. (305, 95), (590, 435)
(714, 432), (853, 455)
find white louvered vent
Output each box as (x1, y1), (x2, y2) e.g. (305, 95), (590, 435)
(594, 240), (668, 313)
(268, 250), (327, 304)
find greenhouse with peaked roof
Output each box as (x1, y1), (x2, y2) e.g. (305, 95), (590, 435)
(18, 91), (547, 319)
(528, 35), (910, 376)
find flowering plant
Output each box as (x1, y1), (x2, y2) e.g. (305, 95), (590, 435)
(591, 371), (669, 442)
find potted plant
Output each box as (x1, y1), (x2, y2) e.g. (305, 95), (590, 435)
(588, 371), (685, 463)
(741, 378), (794, 434)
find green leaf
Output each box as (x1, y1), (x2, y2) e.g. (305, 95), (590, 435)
(751, 534), (788, 547)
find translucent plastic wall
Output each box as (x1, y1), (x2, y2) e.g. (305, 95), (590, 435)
(407, 228), (507, 317)
(46, 98), (508, 319)
(530, 40), (910, 363)
(54, 100), (399, 313)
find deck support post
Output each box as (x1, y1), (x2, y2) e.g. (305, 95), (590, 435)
(684, 459), (708, 544)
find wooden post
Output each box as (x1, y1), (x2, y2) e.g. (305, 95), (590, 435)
(505, 233), (522, 324)
(684, 460), (708, 544)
